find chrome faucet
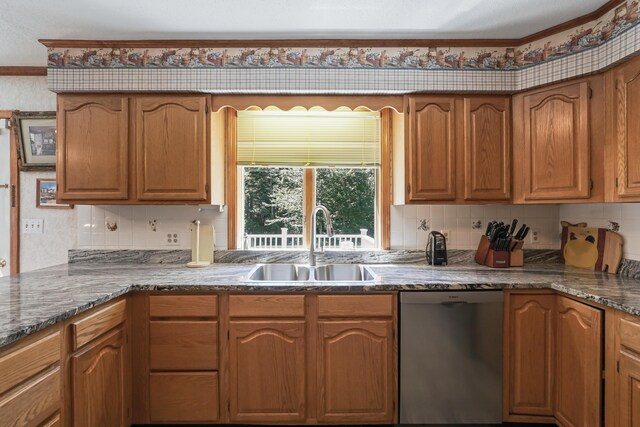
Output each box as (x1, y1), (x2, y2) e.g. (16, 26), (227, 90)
(309, 205), (334, 267)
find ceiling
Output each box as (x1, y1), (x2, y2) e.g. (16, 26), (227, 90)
(0, 0), (609, 66)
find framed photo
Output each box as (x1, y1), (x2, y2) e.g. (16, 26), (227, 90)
(36, 179), (72, 209)
(14, 112), (56, 171)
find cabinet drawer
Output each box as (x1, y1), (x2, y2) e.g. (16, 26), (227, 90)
(0, 330), (60, 396)
(150, 372), (219, 422)
(318, 295), (394, 317)
(150, 321), (218, 370)
(72, 299), (126, 350)
(40, 413), (61, 427)
(150, 295), (218, 318)
(620, 315), (640, 354)
(0, 367), (61, 427)
(229, 295), (305, 318)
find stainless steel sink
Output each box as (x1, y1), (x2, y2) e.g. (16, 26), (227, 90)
(246, 263), (376, 282)
(314, 264), (376, 282)
(248, 264), (311, 282)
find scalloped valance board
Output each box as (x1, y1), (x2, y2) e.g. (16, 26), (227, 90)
(46, 1), (640, 94)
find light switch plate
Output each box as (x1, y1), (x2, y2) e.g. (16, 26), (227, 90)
(22, 219), (44, 234)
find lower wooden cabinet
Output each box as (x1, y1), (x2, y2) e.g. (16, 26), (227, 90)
(317, 320), (394, 423)
(504, 291), (555, 420)
(229, 320), (306, 423)
(71, 327), (127, 427)
(555, 296), (602, 427)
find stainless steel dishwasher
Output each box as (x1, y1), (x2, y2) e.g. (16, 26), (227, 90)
(400, 291), (503, 424)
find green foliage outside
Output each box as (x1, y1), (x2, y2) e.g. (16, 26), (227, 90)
(243, 167), (376, 238)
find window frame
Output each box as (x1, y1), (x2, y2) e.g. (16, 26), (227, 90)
(225, 103), (393, 250)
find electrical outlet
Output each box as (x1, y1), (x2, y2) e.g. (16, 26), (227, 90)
(528, 229), (540, 245)
(22, 219), (44, 234)
(440, 229), (451, 244)
(166, 232), (180, 246)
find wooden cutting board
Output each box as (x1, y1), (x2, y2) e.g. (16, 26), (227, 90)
(561, 223), (624, 273)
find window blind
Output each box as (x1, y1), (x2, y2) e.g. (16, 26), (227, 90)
(237, 110), (381, 167)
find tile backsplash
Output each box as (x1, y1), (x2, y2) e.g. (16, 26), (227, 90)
(559, 203), (640, 261)
(390, 204), (561, 251)
(77, 206), (228, 251)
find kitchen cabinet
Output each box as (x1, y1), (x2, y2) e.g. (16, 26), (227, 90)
(229, 320), (306, 423)
(405, 96), (456, 201)
(462, 96), (511, 201)
(57, 95), (129, 201)
(317, 320), (394, 423)
(503, 291), (556, 421)
(613, 312), (640, 427)
(134, 96), (209, 201)
(512, 77), (606, 203)
(611, 54), (640, 200)
(401, 95), (510, 204)
(56, 94), (211, 204)
(555, 296), (602, 427)
(71, 327), (127, 427)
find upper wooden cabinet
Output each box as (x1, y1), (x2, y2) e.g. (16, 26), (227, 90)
(462, 97), (511, 201)
(56, 94), (211, 204)
(134, 96), (209, 201)
(405, 96), (456, 201)
(612, 56), (640, 200)
(522, 81), (590, 200)
(401, 95), (510, 204)
(57, 95), (129, 201)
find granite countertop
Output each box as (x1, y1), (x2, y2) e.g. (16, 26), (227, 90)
(1, 261), (640, 349)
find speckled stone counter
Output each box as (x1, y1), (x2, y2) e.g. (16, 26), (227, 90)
(1, 261), (640, 349)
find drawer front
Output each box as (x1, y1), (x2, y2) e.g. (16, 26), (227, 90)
(150, 295), (218, 318)
(150, 321), (218, 370)
(0, 330), (61, 396)
(229, 295), (305, 318)
(72, 299), (126, 350)
(150, 372), (219, 422)
(40, 413), (61, 427)
(318, 295), (394, 317)
(620, 315), (640, 354)
(0, 367), (61, 427)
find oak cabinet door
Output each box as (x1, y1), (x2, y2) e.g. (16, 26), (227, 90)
(555, 297), (602, 427)
(406, 96), (456, 201)
(57, 95), (129, 201)
(229, 320), (306, 423)
(619, 350), (640, 427)
(505, 293), (555, 418)
(614, 57), (640, 199)
(71, 328), (127, 427)
(317, 320), (394, 423)
(522, 81), (590, 200)
(134, 96), (209, 201)
(463, 97), (511, 201)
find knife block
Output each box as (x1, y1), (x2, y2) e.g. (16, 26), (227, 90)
(485, 249), (511, 268)
(474, 235), (491, 265)
(510, 240), (525, 267)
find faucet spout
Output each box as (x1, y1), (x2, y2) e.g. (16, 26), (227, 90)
(309, 205), (334, 267)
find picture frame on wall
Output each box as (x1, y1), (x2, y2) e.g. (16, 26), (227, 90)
(14, 112), (57, 171)
(36, 178), (72, 209)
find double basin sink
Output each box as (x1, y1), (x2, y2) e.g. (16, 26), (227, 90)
(247, 263), (376, 283)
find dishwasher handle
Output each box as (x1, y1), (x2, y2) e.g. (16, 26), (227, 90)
(400, 291), (503, 305)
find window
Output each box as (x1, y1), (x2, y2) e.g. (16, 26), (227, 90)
(235, 108), (382, 250)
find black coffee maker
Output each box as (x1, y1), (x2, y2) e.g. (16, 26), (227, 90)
(426, 231), (448, 266)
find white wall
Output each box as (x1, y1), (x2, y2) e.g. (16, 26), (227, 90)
(0, 76), (77, 272)
(390, 204), (561, 250)
(77, 206), (228, 251)
(560, 203), (640, 261)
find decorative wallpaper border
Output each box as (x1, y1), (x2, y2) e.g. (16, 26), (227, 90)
(47, 2), (640, 72)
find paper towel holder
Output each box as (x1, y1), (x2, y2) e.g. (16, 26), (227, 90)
(187, 220), (211, 268)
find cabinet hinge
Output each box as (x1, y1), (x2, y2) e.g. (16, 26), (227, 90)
(616, 177), (619, 188)
(10, 185), (16, 208)
(590, 179), (594, 191)
(407, 104), (410, 114)
(588, 87), (593, 98)
(205, 183), (210, 193)
(228, 401), (231, 412)
(206, 104), (209, 114)
(406, 183), (411, 194)
(227, 330), (230, 340)
(602, 369), (606, 379)
(617, 360), (621, 373)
